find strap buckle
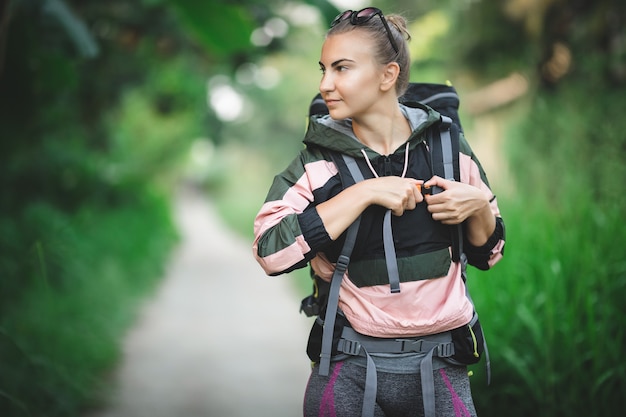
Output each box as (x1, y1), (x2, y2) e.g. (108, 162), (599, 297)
(398, 339), (455, 357)
(439, 115), (452, 128)
(335, 254), (350, 273)
(437, 342), (455, 357)
(338, 338), (362, 356)
(399, 339), (424, 352)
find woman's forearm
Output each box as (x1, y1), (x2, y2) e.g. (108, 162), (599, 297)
(465, 202), (496, 247)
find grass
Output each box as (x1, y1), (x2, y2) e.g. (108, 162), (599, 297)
(468, 192), (626, 416)
(0, 190), (177, 417)
(466, 83), (626, 415)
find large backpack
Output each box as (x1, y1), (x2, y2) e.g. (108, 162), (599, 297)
(301, 83), (489, 417)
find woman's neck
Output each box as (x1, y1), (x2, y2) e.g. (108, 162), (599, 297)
(352, 104), (411, 156)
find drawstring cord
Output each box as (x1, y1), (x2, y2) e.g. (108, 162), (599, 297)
(360, 142), (411, 178)
(400, 142), (410, 178)
(361, 149), (378, 178)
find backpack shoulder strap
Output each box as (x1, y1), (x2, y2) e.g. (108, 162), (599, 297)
(318, 213), (360, 375)
(428, 117), (491, 383)
(318, 152), (363, 376)
(428, 115), (463, 262)
(336, 152), (401, 295)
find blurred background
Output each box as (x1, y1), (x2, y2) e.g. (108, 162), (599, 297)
(1, 0), (625, 416)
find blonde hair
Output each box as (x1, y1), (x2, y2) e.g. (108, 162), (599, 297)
(327, 13), (412, 96)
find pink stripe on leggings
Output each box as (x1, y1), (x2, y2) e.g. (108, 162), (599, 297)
(319, 362), (343, 417)
(439, 369), (472, 417)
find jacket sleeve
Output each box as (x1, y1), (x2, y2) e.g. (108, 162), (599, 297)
(252, 149), (337, 276)
(458, 132), (506, 270)
(464, 216), (505, 270)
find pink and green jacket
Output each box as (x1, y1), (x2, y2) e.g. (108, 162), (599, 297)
(253, 102), (505, 338)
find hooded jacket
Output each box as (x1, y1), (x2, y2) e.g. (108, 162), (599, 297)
(253, 102), (505, 338)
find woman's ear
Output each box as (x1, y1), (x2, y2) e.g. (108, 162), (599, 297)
(380, 62), (400, 92)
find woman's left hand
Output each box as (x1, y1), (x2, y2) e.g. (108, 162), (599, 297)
(422, 176), (488, 225)
(423, 176), (496, 246)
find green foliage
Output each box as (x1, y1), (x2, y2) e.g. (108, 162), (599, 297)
(205, 22), (326, 227)
(0, 192), (176, 417)
(0, 1), (205, 415)
(508, 84), (626, 209)
(469, 195), (626, 416)
(102, 58), (208, 189)
(433, 1), (528, 80)
(465, 84), (626, 415)
(167, 1), (255, 57)
(2, 0), (333, 411)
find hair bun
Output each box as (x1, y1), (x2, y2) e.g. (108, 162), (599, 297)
(387, 14), (411, 41)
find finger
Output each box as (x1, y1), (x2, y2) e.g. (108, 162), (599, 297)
(423, 175), (444, 189)
(424, 192), (445, 205)
(405, 196), (417, 211)
(432, 208), (465, 224)
(412, 184), (424, 203)
(425, 176), (454, 196)
(430, 210), (456, 224)
(426, 201), (443, 214)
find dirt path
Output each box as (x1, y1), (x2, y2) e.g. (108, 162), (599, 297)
(87, 186), (313, 417)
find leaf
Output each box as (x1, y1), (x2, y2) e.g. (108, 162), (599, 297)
(166, 0), (256, 57)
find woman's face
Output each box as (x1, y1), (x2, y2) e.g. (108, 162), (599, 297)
(318, 30), (385, 120)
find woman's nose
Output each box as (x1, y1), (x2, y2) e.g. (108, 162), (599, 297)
(319, 72), (334, 92)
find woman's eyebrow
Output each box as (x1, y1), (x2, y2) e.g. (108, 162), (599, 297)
(319, 58), (356, 68)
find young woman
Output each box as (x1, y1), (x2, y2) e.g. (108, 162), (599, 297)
(253, 7), (505, 417)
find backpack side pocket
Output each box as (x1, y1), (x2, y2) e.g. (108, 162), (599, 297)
(449, 312), (484, 365)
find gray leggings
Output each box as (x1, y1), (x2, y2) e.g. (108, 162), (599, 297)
(303, 361), (477, 417)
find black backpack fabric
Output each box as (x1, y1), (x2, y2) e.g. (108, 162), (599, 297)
(310, 82), (464, 129)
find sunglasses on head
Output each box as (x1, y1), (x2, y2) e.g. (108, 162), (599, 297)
(330, 7), (399, 54)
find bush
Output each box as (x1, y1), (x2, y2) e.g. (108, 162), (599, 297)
(469, 85), (626, 416)
(0, 191), (177, 417)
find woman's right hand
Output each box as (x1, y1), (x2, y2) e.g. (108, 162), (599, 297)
(317, 177), (423, 240)
(362, 176), (424, 216)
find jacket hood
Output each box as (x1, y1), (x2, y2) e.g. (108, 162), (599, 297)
(303, 102), (441, 158)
